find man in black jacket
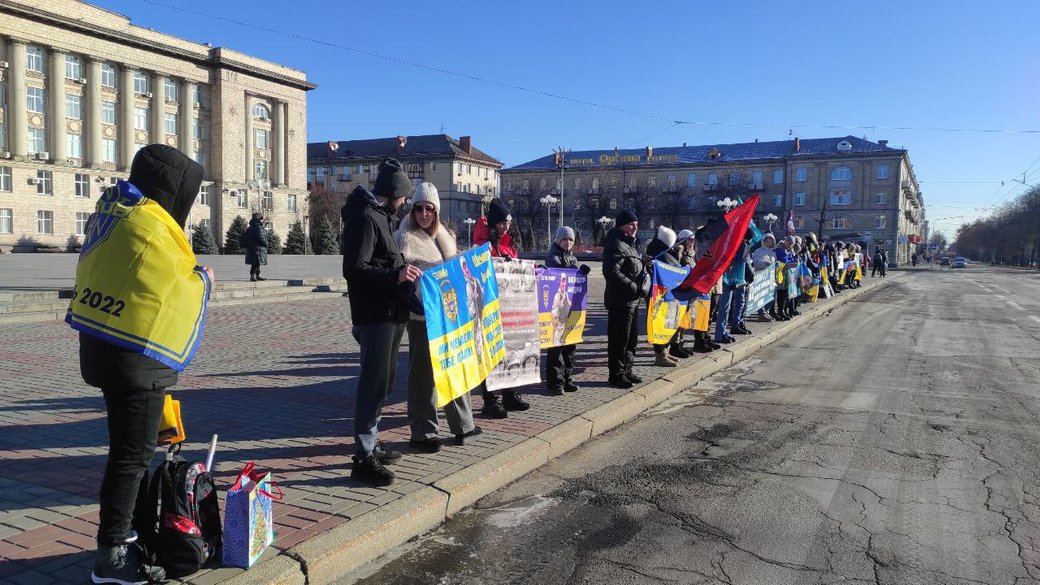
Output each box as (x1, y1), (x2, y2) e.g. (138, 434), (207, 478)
(602, 209), (650, 389)
(341, 158), (420, 486)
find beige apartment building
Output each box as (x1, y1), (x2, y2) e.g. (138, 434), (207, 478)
(501, 136), (926, 264)
(307, 134), (503, 230)
(0, 0), (314, 251)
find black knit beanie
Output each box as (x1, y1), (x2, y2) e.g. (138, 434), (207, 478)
(487, 198), (511, 226)
(372, 157), (413, 199)
(615, 209), (638, 227)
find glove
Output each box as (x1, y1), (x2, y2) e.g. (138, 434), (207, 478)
(579, 264), (591, 275)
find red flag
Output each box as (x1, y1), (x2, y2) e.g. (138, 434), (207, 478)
(785, 209), (796, 236)
(679, 195), (759, 294)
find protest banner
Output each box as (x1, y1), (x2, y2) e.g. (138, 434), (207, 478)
(744, 261), (777, 315)
(486, 259), (542, 391)
(538, 267), (588, 349)
(820, 266), (833, 298)
(647, 261), (691, 345)
(786, 266), (799, 299)
(420, 243), (506, 407)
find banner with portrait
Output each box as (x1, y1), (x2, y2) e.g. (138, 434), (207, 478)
(538, 267), (588, 349)
(647, 261), (691, 345)
(486, 259), (542, 392)
(420, 243), (506, 407)
(744, 261), (777, 315)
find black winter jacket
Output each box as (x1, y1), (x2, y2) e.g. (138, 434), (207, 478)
(244, 219), (268, 266)
(602, 227), (650, 308)
(645, 238), (681, 267)
(341, 185), (408, 325)
(545, 242), (578, 269)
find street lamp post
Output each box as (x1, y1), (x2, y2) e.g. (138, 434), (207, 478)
(763, 213), (778, 234)
(716, 197), (737, 213)
(540, 194), (558, 250)
(463, 217), (476, 245)
(554, 147), (569, 227)
(597, 215), (613, 245)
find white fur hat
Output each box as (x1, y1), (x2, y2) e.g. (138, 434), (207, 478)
(676, 229), (694, 243)
(656, 225), (677, 248)
(412, 182), (440, 212)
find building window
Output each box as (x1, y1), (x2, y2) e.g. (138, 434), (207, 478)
(875, 215), (887, 229)
(830, 190), (852, 205)
(727, 172), (741, 187)
(255, 128), (268, 149)
(262, 191), (273, 211)
(255, 160), (268, 180)
(164, 113), (177, 135)
(102, 138), (117, 162)
(287, 193), (297, 212)
(573, 177), (581, 190)
(874, 192), (887, 205)
(237, 190), (248, 208)
(794, 192), (806, 206)
(65, 55), (81, 80)
(66, 94), (82, 119)
(772, 194), (783, 207)
(133, 71), (149, 95)
(830, 166), (852, 181)
(0, 209), (11, 233)
(134, 107), (149, 131)
(0, 167), (10, 192)
(75, 212), (91, 235)
(36, 170), (53, 195)
(252, 103), (270, 120)
(197, 185), (210, 206)
(751, 171), (763, 186)
(101, 64), (116, 88)
(773, 169), (784, 184)
(37, 210), (53, 234)
(164, 79), (178, 102)
(102, 100), (116, 124)
(67, 133), (82, 159)
(27, 87), (45, 113)
(26, 46), (43, 73)
(832, 216), (849, 229)
(193, 120), (203, 140)
(28, 128), (46, 154)
(687, 173), (697, 187)
(75, 173), (91, 197)
(796, 167), (807, 182)
(591, 177), (600, 191)
(877, 164), (890, 179)
(707, 172), (718, 185)
(193, 85), (203, 108)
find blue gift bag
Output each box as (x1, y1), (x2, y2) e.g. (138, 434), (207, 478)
(222, 462), (281, 569)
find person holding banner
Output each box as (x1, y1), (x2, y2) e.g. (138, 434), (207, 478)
(752, 232), (777, 320)
(646, 226), (686, 365)
(773, 236), (797, 320)
(603, 209), (650, 389)
(396, 183), (482, 452)
(472, 198), (529, 415)
(342, 158), (419, 487)
(543, 226), (589, 395)
(713, 230), (752, 344)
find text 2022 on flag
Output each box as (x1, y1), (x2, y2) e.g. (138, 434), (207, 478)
(420, 243), (505, 407)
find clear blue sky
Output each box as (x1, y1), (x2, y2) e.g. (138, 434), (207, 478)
(95, 0), (1040, 240)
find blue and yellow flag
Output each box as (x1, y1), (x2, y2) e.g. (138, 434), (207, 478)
(66, 181), (211, 372)
(647, 261), (691, 345)
(420, 243), (506, 407)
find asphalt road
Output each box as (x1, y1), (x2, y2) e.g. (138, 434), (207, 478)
(341, 265), (1040, 585)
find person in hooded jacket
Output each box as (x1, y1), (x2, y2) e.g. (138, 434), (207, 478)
(243, 212), (268, 281)
(645, 225), (686, 366)
(603, 209), (650, 389)
(341, 157), (421, 487)
(71, 145), (208, 585)
(471, 198), (529, 416)
(395, 183), (482, 453)
(543, 226), (590, 395)
(752, 232), (777, 321)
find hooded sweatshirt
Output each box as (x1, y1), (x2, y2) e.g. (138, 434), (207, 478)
(341, 184), (408, 325)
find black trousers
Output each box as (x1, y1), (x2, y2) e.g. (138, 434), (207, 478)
(545, 344), (576, 389)
(249, 262), (261, 276)
(607, 304), (640, 378)
(98, 384), (166, 546)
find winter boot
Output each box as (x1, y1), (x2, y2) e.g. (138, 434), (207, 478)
(481, 391), (508, 419)
(502, 390), (530, 411)
(91, 534), (166, 585)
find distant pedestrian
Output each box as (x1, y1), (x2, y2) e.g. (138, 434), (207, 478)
(341, 157), (419, 486)
(395, 183), (482, 452)
(68, 145), (208, 585)
(872, 246), (885, 278)
(543, 225), (589, 395)
(603, 209), (650, 389)
(243, 212), (268, 281)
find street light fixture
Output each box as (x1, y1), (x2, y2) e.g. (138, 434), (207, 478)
(597, 215), (613, 245)
(553, 146), (569, 226)
(763, 212), (778, 233)
(716, 197), (737, 212)
(540, 194), (558, 250)
(463, 217), (476, 245)
(246, 178), (272, 215)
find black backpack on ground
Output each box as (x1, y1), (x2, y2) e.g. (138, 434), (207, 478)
(133, 444), (222, 578)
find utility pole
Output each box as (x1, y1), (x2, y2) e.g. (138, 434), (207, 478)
(554, 147), (569, 228)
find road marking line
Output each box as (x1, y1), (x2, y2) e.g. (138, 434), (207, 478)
(1008, 301), (1025, 310)
(1032, 316), (1040, 325)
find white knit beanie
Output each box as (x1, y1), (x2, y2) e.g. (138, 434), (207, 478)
(656, 225), (677, 248)
(676, 229), (694, 244)
(411, 182), (440, 212)
(555, 226), (575, 242)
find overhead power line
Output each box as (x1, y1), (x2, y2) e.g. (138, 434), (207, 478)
(135, 0), (1040, 136)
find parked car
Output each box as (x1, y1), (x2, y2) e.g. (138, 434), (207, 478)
(939, 257), (951, 266)
(952, 257), (966, 269)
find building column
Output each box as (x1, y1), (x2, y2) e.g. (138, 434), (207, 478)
(8, 38), (28, 158)
(150, 73), (164, 145)
(244, 96), (254, 181)
(47, 48), (66, 161)
(119, 65), (135, 169)
(85, 57), (103, 167)
(271, 100), (285, 186)
(177, 78), (194, 156)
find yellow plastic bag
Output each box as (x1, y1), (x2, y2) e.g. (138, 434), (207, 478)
(158, 394), (185, 445)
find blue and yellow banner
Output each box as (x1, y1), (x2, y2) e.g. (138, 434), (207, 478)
(420, 243), (506, 407)
(744, 262), (777, 315)
(538, 268), (588, 349)
(647, 261), (691, 345)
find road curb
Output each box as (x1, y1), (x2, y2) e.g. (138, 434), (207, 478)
(213, 274), (901, 585)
